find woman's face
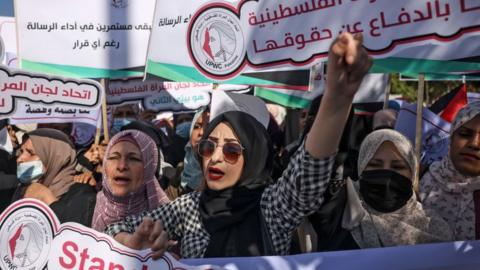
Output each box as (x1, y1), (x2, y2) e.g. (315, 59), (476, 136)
(113, 105), (136, 119)
(105, 141), (144, 196)
(450, 114), (480, 176)
(202, 122), (244, 191)
(16, 139), (42, 165)
(190, 112), (209, 149)
(364, 141), (412, 179)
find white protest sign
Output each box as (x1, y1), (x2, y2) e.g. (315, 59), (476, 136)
(15, 0), (155, 77)
(108, 78), (250, 111)
(146, 0), (314, 87)
(0, 65), (103, 126)
(1, 16), (19, 67)
(147, 0), (480, 82)
(0, 199), (225, 270)
(210, 91), (270, 128)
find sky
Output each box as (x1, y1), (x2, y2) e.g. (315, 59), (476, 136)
(0, 0), (14, 17)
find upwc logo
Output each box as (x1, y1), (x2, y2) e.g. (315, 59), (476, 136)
(0, 205), (53, 270)
(188, 5), (246, 80)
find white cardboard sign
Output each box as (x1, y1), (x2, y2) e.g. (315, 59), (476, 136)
(0, 65), (103, 126)
(15, 0), (155, 71)
(147, 0), (480, 81)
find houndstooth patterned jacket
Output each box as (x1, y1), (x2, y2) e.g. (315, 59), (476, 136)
(106, 142), (335, 258)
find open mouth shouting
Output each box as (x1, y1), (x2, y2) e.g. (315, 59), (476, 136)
(112, 175), (131, 186)
(207, 166), (225, 181)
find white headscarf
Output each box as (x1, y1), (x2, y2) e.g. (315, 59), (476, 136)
(420, 101), (480, 240)
(344, 129), (452, 248)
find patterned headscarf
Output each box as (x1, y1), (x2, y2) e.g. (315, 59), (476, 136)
(91, 130), (170, 232)
(357, 129), (417, 183)
(344, 129), (452, 247)
(420, 101), (480, 240)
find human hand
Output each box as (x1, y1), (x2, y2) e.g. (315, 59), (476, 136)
(326, 32), (372, 100)
(83, 141), (107, 165)
(114, 218), (176, 260)
(74, 171), (97, 186)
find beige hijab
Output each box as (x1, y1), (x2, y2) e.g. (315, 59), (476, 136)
(344, 129), (452, 248)
(27, 128), (76, 198)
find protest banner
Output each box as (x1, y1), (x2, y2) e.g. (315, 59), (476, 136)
(0, 16), (17, 67)
(255, 64), (389, 109)
(147, 0), (480, 84)
(0, 16), (16, 67)
(2, 199), (480, 270)
(0, 199), (224, 270)
(146, 0), (314, 87)
(0, 65), (103, 126)
(15, 0), (155, 78)
(108, 78), (250, 112)
(395, 102), (452, 166)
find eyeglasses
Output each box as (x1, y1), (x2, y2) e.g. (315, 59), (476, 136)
(197, 139), (244, 164)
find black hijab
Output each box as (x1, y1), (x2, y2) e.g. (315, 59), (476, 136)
(199, 111), (274, 257)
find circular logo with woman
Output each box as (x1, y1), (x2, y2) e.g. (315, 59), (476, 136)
(189, 7), (245, 79)
(0, 205), (53, 270)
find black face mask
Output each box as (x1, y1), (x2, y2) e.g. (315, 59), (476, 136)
(359, 169), (413, 213)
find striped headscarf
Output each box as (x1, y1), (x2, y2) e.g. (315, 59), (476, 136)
(92, 130), (170, 232)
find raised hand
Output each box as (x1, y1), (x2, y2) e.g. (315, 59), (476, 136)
(306, 32), (372, 158)
(114, 218), (177, 260)
(327, 32), (372, 100)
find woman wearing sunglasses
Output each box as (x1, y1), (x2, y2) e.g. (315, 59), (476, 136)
(106, 32), (372, 258)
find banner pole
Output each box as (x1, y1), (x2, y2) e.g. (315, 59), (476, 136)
(94, 120), (101, 146)
(101, 78), (110, 143)
(383, 75), (392, 109)
(414, 74), (425, 192)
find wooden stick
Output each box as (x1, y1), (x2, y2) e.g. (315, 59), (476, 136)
(414, 74), (425, 191)
(101, 78), (110, 143)
(383, 75), (392, 109)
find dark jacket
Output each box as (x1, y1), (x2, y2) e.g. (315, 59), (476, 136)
(50, 183), (97, 226)
(0, 149), (18, 213)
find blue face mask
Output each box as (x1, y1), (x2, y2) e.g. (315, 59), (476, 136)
(175, 121), (192, 139)
(111, 117), (135, 135)
(17, 160), (45, 184)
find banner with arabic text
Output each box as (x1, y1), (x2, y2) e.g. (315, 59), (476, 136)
(0, 65), (103, 126)
(0, 199), (223, 270)
(108, 78), (250, 112)
(15, 0), (155, 78)
(146, 0), (480, 84)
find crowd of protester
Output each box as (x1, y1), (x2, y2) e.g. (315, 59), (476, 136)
(2, 33), (480, 260)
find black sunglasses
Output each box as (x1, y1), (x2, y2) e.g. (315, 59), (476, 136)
(197, 139), (244, 163)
